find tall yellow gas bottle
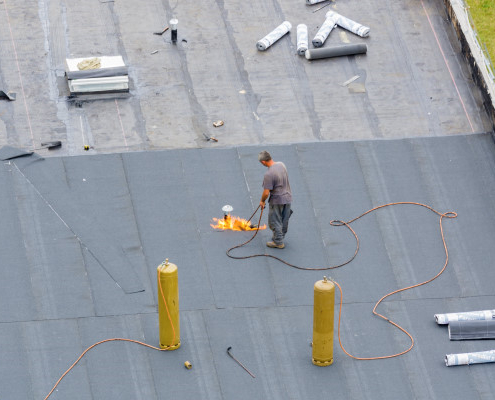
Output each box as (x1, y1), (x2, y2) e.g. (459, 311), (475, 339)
(157, 259), (180, 350)
(312, 276), (335, 366)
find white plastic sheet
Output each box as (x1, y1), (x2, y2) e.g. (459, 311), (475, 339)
(325, 10), (370, 38)
(445, 350), (495, 366)
(297, 24), (308, 55)
(256, 21), (292, 51)
(434, 310), (495, 325)
(312, 13), (338, 47)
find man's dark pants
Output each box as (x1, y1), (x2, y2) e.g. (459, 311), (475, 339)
(268, 203), (292, 245)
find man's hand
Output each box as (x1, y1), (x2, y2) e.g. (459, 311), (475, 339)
(260, 189), (270, 209)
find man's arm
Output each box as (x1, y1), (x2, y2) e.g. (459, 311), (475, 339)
(260, 188), (270, 209)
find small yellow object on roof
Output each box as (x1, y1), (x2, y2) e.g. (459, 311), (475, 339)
(77, 57), (101, 70)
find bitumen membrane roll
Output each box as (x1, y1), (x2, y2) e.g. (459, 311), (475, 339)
(257, 21), (292, 51)
(305, 43), (367, 60)
(312, 13), (338, 48)
(448, 320), (495, 340)
(435, 309), (495, 324)
(326, 10), (370, 38)
(297, 24), (308, 56)
(445, 350), (495, 366)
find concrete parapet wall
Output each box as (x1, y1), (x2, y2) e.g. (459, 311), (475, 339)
(444, 0), (495, 131)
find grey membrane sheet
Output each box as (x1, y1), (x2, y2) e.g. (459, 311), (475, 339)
(2, 134), (495, 399)
(449, 320), (495, 340)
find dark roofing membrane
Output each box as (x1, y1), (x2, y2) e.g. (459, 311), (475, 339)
(1, 0), (495, 397)
(2, 135), (495, 399)
(449, 320), (495, 341)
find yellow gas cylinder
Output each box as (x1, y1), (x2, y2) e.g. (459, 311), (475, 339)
(157, 259), (180, 350)
(312, 276), (335, 366)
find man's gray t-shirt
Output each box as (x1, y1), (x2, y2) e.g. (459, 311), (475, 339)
(262, 162), (292, 204)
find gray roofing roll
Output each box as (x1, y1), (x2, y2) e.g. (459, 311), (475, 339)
(312, 13), (338, 48)
(445, 350), (495, 366)
(435, 310), (495, 324)
(448, 320), (495, 340)
(326, 10), (370, 38)
(305, 43), (367, 60)
(256, 21), (292, 51)
(296, 24), (308, 56)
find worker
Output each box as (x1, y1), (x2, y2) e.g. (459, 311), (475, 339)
(258, 150), (292, 249)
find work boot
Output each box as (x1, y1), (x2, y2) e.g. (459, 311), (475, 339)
(266, 241), (285, 249)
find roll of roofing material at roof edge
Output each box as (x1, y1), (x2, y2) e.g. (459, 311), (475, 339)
(326, 10), (370, 38)
(435, 310), (495, 325)
(312, 13), (339, 48)
(448, 320), (495, 340)
(305, 43), (367, 60)
(306, 0), (328, 4)
(445, 350), (495, 366)
(297, 24), (308, 55)
(257, 21), (292, 51)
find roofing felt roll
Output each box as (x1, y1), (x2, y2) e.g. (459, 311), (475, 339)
(297, 24), (308, 55)
(257, 21), (292, 51)
(305, 43), (367, 60)
(312, 13), (338, 48)
(326, 10), (370, 38)
(448, 320), (495, 340)
(445, 350), (495, 366)
(306, 0), (328, 4)
(435, 310), (495, 325)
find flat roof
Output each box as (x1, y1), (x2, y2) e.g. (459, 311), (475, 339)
(0, 0), (492, 154)
(0, 0), (494, 399)
(2, 135), (495, 399)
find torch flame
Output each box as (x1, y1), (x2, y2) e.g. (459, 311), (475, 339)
(210, 215), (266, 231)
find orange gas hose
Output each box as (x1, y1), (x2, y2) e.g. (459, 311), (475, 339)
(227, 205), (360, 270)
(334, 203), (456, 359)
(46, 202), (456, 398)
(44, 274), (176, 400)
(229, 202), (457, 360)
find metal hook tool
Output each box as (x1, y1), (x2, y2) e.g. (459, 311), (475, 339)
(226, 346), (255, 378)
